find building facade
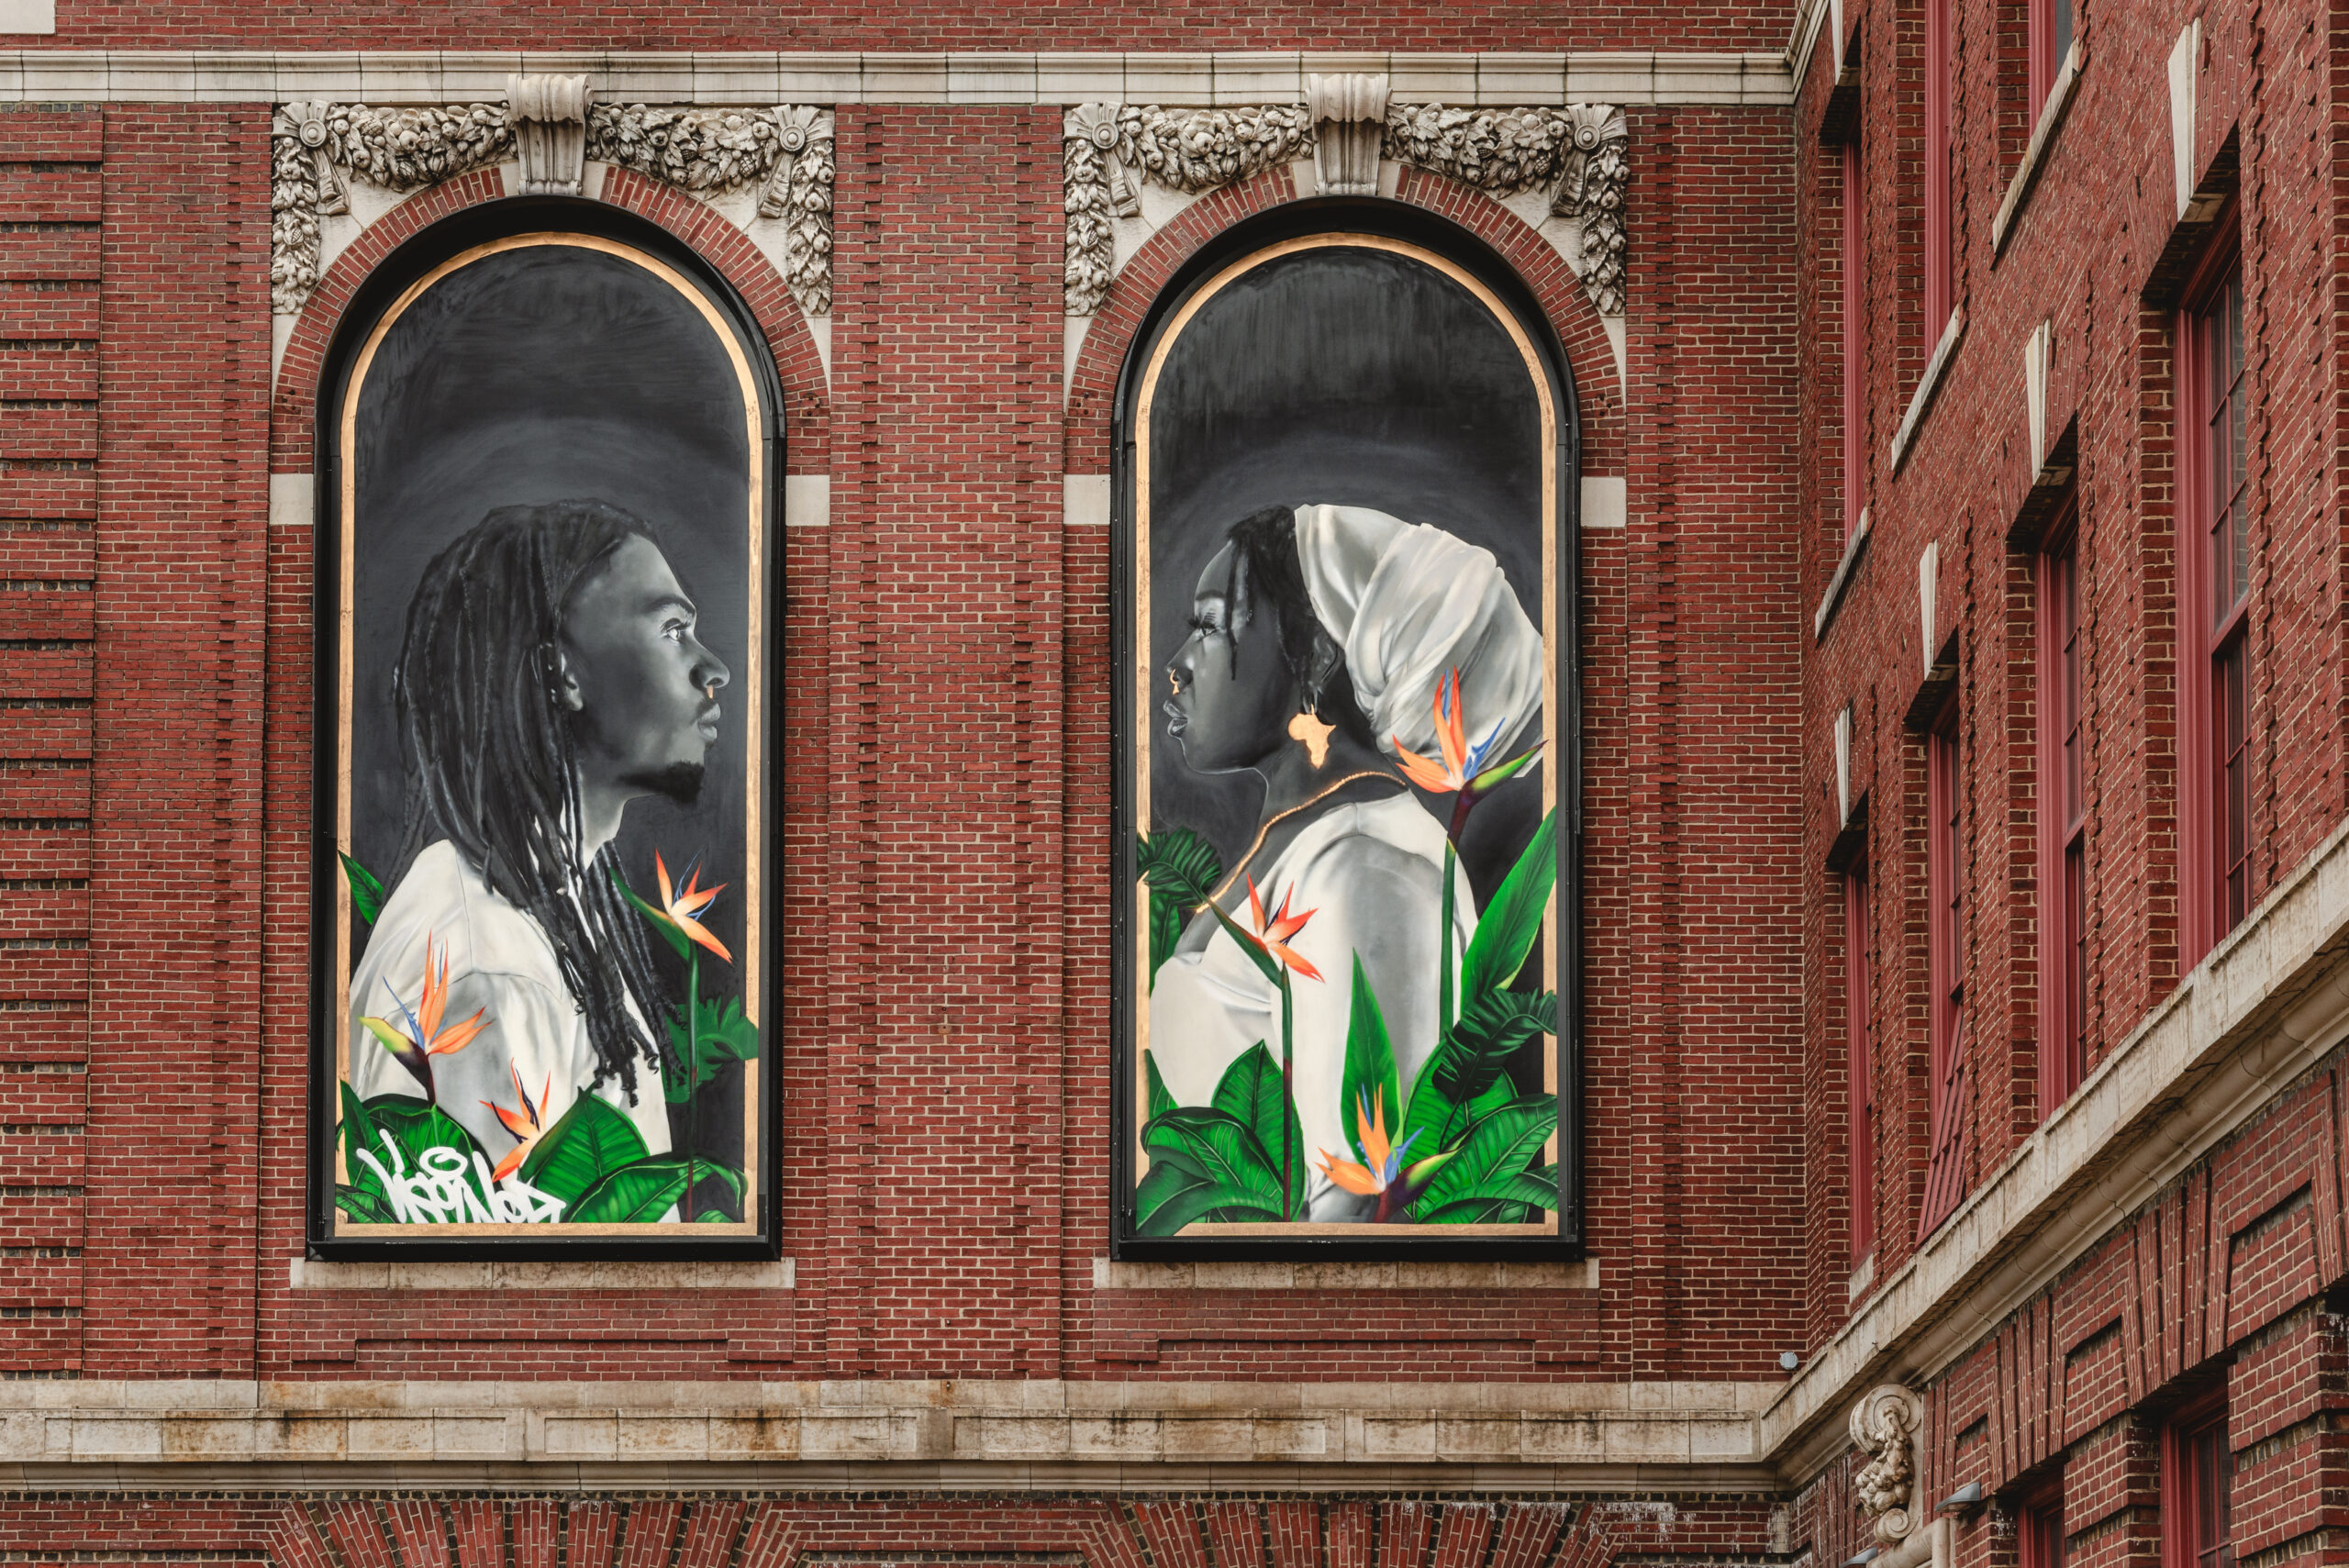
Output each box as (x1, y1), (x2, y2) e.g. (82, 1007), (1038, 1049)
(2, 2), (2345, 1568)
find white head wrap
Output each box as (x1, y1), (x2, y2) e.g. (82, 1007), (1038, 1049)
(1292, 503), (1543, 764)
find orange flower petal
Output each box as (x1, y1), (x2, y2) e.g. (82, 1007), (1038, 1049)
(492, 1144), (528, 1182)
(1270, 943), (1322, 983)
(428, 1008), (489, 1056)
(1357, 1087), (1391, 1172)
(415, 933), (449, 1043)
(655, 850), (675, 912)
(1316, 1151), (1384, 1196)
(675, 916), (733, 963)
(1393, 740), (1457, 794)
(487, 1100), (536, 1140)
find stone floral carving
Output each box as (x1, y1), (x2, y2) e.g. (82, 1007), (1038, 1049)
(1383, 102), (1631, 315)
(1848, 1384), (1924, 1544)
(272, 100), (836, 317)
(271, 101), (512, 313)
(1061, 102), (1316, 314)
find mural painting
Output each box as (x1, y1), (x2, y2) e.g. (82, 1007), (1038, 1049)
(1122, 226), (1578, 1248)
(311, 214), (777, 1249)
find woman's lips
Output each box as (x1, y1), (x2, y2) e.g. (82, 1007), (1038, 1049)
(696, 705), (721, 740)
(1163, 700), (1187, 736)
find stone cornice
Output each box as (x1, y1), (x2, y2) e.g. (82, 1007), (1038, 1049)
(0, 1376), (1778, 1492)
(0, 49), (1793, 106)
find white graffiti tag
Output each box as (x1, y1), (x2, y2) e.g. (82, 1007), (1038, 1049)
(352, 1129), (566, 1224)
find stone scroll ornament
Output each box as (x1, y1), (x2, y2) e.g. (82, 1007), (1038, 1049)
(1848, 1383), (1925, 1545)
(1383, 103), (1631, 316)
(270, 99), (836, 317)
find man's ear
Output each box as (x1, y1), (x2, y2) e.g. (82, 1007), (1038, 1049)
(550, 645), (584, 714)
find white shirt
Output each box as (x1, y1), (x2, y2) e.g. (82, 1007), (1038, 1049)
(1148, 793), (1475, 1220)
(347, 840), (673, 1163)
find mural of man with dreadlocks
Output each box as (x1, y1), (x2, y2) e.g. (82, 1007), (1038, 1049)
(347, 498), (730, 1165)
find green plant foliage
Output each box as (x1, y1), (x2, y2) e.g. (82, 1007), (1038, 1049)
(364, 1095), (486, 1170)
(517, 1090), (650, 1206)
(663, 994), (761, 1103)
(568, 1154), (700, 1222)
(333, 1184), (395, 1223)
(338, 1081), (377, 1187)
(340, 853), (387, 926)
(1458, 807), (1559, 1000)
(1133, 1152), (1231, 1235)
(1411, 1099), (1558, 1222)
(1136, 828), (1224, 986)
(1144, 1049), (1177, 1120)
(694, 1208), (733, 1224)
(1340, 956), (1402, 1162)
(1208, 1042), (1305, 1215)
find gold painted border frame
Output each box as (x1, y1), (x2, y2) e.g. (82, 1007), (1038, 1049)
(319, 229), (772, 1243)
(1127, 231), (1564, 1242)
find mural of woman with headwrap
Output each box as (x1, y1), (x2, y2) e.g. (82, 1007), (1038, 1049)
(1150, 501), (1543, 1221)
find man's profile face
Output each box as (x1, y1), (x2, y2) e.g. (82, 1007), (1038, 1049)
(561, 534), (729, 806)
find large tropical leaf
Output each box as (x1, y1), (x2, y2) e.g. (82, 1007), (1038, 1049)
(1339, 956), (1402, 1167)
(1418, 1163), (1559, 1223)
(1410, 1097), (1557, 1218)
(1459, 807), (1559, 1001)
(1140, 1106), (1285, 1211)
(363, 1095), (486, 1170)
(340, 852), (387, 926)
(338, 1081), (377, 1189)
(1135, 1156), (1222, 1234)
(334, 1184), (396, 1224)
(663, 994), (761, 1103)
(1144, 1049), (1178, 1119)
(518, 1089), (650, 1206)
(1209, 1042), (1305, 1215)
(567, 1154), (697, 1223)
(1139, 828), (1222, 987)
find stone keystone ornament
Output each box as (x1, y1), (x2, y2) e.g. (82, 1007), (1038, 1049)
(507, 73), (594, 195)
(1849, 1383), (1925, 1544)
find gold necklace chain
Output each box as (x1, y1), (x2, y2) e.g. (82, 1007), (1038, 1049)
(1204, 770), (1401, 905)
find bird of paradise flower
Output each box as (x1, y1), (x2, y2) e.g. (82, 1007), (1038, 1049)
(357, 930), (489, 1103)
(483, 1065), (553, 1181)
(1174, 873), (1322, 1218)
(1315, 1086), (1453, 1222)
(616, 851), (733, 1221)
(1392, 668), (1544, 1036)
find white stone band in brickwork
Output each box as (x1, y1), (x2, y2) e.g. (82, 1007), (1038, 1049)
(0, 50), (1794, 106)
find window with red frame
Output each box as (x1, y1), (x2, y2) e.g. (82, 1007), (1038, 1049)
(2029, 0), (2075, 117)
(1923, 0), (1954, 333)
(2037, 504), (2087, 1108)
(2178, 246), (2248, 963)
(2020, 1483), (2065, 1568)
(1842, 140), (1866, 538)
(1843, 866), (1874, 1260)
(2165, 1407), (2232, 1568)
(1918, 696), (1971, 1238)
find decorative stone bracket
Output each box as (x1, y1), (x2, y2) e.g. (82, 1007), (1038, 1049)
(1850, 1383), (1924, 1546)
(1060, 96), (1631, 317)
(269, 97), (836, 318)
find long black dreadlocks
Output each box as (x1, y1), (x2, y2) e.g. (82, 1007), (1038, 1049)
(1222, 505), (1380, 753)
(390, 498), (673, 1100)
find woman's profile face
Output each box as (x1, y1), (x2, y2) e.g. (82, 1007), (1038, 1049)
(1165, 543), (1297, 774)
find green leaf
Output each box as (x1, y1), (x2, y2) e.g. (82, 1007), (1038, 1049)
(1138, 829), (1221, 988)
(1418, 1197), (1538, 1224)
(1411, 1098), (1558, 1218)
(518, 1089), (651, 1206)
(1140, 1106), (1285, 1211)
(364, 1095), (487, 1168)
(609, 868), (693, 961)
(334, 1184), (396, 1224)
(1144, 1049), (1178, 1119)
(340, 852), (387, 926)
(1210, 1042), (1305, 1216)
(567, 1154), (697, 1223)
(1459, 806), (1559, 1000)
(1399, 988), (1555, 1158)
(1339, 955), (1403, 1169)
(694, 1208), (733, 1224)
(1419, 1164), (1559, 1221)
(663, 994), (762, 1102)
(338, 1081), (377, 1186)
(1137, 827), (1222, 908)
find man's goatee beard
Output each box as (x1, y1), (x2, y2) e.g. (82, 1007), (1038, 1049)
(624, 762), (707, 806)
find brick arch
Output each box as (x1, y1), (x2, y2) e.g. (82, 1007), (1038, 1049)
(269, 165), (829, 476)
(1063, 163), (1624, 483)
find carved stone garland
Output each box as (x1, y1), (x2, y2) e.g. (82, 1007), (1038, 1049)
(1383, 103), (1631, 315)
(1060, 98), (1631, 317)
(1849, 1384), (1925, 1546)
(270, 99), (836, 318)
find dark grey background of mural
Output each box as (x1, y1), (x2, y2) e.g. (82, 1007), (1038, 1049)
(347, 243), (754, 1152)
(1147, 244), (1547, 901)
